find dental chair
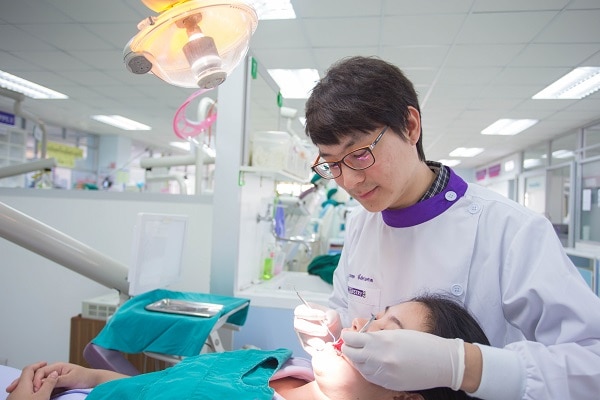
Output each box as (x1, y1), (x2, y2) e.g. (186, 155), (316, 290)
(82, 289), (250, 375)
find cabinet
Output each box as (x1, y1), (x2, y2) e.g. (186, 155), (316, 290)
(69, 315), (168, 372)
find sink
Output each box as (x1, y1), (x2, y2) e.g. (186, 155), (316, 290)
(238, 271), (333, 309)
(256, 271), (333, 294)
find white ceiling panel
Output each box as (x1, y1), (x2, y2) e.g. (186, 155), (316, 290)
(446, 44), (525, 67)
(511, 43), (600, 67)
(302, 17), (383, 48)
(0, 0), (72, 24)
(537, 10), (600, 42)
(457, 11), (557, 44)
(295, 0), (384, 18)
(0, 25), (57, 52)
(381, 15), (467, 46)
(385, 0), (474, 15)
(48, 0), (145, 23)
(472, 0), (570, 13)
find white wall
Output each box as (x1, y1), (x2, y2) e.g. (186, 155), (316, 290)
(0, 188), (213, 368)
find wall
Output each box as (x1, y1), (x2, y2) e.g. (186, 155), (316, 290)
(0, 188), (213, 368)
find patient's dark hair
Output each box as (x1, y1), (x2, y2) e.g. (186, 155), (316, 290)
(411, 294), (489, 400)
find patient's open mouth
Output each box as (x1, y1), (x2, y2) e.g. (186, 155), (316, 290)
(332, 338), (343, 355)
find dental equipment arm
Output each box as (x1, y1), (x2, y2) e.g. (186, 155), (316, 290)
(0, 158), (57, 180)
(0, 201), (130, 296)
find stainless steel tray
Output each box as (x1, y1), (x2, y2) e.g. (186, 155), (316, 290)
(145, 298), (223, 318)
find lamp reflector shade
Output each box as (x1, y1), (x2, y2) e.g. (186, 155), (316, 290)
(126, 0), (258, 88)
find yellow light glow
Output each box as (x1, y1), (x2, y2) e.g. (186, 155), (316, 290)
(129, 0), (257, 88)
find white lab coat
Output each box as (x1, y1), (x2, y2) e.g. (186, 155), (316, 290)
(330, 168), (600, 399)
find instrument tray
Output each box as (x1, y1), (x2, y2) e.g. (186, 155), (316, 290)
(145, 298), (223, 318)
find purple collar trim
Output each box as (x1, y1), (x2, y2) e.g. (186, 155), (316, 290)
(381, 168), (468, 227)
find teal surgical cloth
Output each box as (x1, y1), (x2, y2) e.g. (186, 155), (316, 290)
(87, 348), (292, 400)
(92, 289), (250, 357)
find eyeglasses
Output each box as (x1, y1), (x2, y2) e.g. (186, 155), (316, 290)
(312, 126), (388, 179)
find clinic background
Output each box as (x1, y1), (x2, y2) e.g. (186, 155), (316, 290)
(2, 0), (600, 369)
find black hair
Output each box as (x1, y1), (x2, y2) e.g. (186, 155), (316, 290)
(410, 294), (489, 400)
(304, 55), (426, 161)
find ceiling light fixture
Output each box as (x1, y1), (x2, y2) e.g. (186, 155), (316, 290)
(0, 70), (68, 100)
(92, 115), (152, 131)
(523, 158), (543, 169)
(552, 149), (574, 159)
(124, 0), (258, 89)
(438, 159), (461, 167)
(449, 147), (484, 158)
(268, 69), (320, 99)
(481, 119), (538, 136)
(533, 67), (600, 100)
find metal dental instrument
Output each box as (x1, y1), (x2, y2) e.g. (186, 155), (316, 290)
(333, 313), (376, 353)
(358, 313), (376, 333)
(295, 287), (337, 342)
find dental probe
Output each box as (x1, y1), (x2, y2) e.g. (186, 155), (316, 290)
(295, 288), (337, 341)
(333, 313), (376, 353)
(359, 313), (377, 333)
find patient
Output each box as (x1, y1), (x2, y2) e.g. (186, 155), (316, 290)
(2, 294), (488, 400)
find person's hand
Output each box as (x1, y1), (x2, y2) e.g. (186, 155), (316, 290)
(5, 362), (58, 400)
(6, 362), (100, 395)
(35, 362), (100, 391)
(294, 303), (342, 354)
(341, 329), (465, 391)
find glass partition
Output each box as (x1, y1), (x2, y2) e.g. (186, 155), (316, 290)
(580, 159), (600, 243)
(521, 171), (546, 214)
(546, 163), (573, 247)
(247, 58), (282, 138)
(550, 132), (577, 165)
(584, 122), (600, 159)
(245, 55), (314, 180)
(523, 142), (548, 170)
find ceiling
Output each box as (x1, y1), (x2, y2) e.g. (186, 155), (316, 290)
(1, 0), (600, 170)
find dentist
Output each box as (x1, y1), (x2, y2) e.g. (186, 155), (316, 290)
(294, 55), (600, 399)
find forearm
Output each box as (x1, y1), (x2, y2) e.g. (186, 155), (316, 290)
(91, 369), (129, 386)
(460, 342), (482, 393)
(467, 344), (525, 400)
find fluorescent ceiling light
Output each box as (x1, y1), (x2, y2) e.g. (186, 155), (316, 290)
(481, 119), (538, 136)
(0, 70), (68, 99)
(249, 0), (296, 20)
(524, 158), (543, 169)
(92, 115), (151, 131)
(533, 67), (600, 99)
(438, 159), (461, 167)
(268, 69), (320, 99)
(449, 147), (484, 158)
(552, 149), (574, 159)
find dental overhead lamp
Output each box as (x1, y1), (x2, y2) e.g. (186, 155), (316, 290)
(124, 0), (258, 89)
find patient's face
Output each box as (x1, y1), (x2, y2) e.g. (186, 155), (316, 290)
(310, 301), (429, 400)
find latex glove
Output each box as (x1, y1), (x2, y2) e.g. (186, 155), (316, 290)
(342, 329), (465, 391)
(294, 303), (342, 354)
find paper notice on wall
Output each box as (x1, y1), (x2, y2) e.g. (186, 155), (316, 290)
(582, 189), (592, 211)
